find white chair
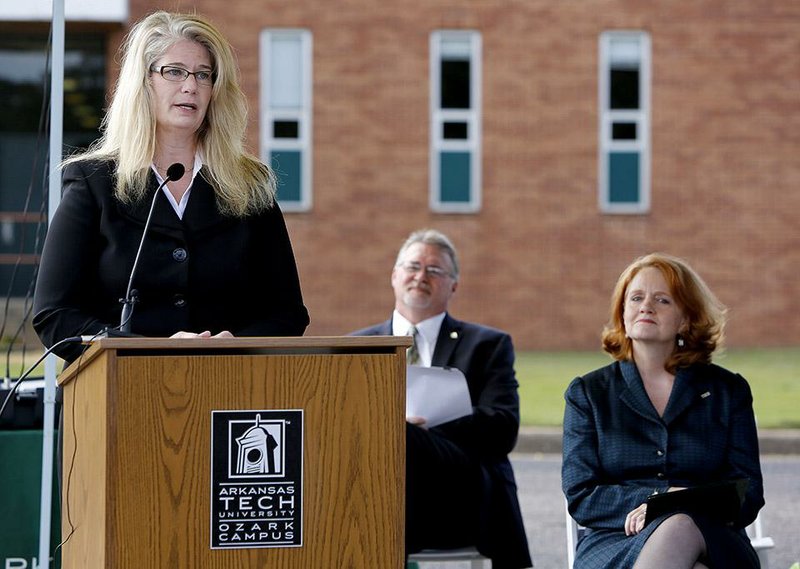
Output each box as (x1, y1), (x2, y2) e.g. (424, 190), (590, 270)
(408, 546), (489, 568)
(565, 500), (583, 569)
(565, 501), (774, 569)
(745, 512), (775, 569)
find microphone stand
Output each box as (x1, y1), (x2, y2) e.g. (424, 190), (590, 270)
(119, 163), (185, 332)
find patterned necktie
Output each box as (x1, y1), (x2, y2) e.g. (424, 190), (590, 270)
(406, 325), (421, 365)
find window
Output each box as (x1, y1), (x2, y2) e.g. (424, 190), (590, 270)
(599, 31), (651, 213)
(430, 31), (481, 213)
(0, 33), (105, 296)
(260, 29), (312, 212)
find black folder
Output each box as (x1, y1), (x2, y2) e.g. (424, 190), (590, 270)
(644, 478), (749, 527)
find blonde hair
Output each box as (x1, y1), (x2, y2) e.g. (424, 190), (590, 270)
(601, 253), (727, 373)
(67, 11), (274, 216)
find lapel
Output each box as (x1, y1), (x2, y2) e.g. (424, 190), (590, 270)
(181, 170), (233, 233)
(117, 171), (182, 233)
(617, 361), (662, 425)
(661, 367), (706, 425)
(116, 169), (229, 238)
(377, 319), (393, 335)
(618, 361), (709, 426)
(431, 313), (461, 367)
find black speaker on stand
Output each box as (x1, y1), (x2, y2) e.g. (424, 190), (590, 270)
(0, 378), (60, 430)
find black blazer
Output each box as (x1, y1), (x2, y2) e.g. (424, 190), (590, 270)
(352, 314), (532, 568)
(33, 159), (309, 362)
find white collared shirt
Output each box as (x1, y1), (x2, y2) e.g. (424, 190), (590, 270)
(392, 310), (446, 368)
(150, 153), (204, 219)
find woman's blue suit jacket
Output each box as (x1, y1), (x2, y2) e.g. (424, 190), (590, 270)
(562, 360), (764, 565)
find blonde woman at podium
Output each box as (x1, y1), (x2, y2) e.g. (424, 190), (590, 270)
(33, 11), (309, 365)
(352, 229), (532, 569)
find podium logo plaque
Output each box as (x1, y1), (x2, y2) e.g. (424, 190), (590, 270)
(210, 410), (303, 549)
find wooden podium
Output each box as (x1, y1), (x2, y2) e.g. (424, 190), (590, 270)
(57, 336), (410, 568)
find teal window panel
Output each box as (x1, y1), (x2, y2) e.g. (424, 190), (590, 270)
(608, 151), (640, 203)
(270, 150), (302, 203)
(439, 151), (471, 203)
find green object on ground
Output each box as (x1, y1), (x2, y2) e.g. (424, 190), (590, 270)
(0, 430), (61, 568)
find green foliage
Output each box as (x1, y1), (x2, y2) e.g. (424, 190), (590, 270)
(516, 348), (800, 429)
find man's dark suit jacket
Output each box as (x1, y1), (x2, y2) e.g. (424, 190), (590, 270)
(352, 313), (532, 568)
(33, 159), (309, 362)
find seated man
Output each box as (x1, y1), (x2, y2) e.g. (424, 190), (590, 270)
(352, 228), (532, 569)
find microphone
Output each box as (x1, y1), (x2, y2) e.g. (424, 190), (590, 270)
(119, 163), (186, 332)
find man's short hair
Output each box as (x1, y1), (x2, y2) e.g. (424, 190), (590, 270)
(395, 229), (459, 280)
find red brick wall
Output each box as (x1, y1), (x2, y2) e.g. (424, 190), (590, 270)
(125, 0), (800, 350)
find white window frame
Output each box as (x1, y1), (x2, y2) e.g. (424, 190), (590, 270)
(260, 29), (313, 212)
(430, 30), (482, 213)
(1, 1), (127, 22)
(598, 31), (651, 214)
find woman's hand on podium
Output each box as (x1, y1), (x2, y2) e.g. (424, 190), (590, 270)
(407, 416), (428, 428)
(170, 330), (234, 339)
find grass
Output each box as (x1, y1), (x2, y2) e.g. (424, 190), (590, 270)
(517, 347), (800, 429)
(5, 346), (799, 429)
(1, 348), (51, 381)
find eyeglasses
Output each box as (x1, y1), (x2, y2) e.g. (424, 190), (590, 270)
(151, 65), (215, 86)
(398, 262), (454, 279)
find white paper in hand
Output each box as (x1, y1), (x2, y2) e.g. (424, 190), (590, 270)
(406, 365), (473, 428)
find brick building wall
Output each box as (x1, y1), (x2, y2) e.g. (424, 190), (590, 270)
(119, 0), (799, 350)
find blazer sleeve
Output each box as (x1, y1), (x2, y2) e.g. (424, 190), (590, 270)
(719, 373), (764, 528)
(433, 331), (521, 459)
(229, 202), (309, 337)
(33, 161), (119, 361)
(562, 375), (660, 529)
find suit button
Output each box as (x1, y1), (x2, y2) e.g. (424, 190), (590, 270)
(173, 294), (187, 308)
(173, 248), (187, 262)
(656, 472), (665, 479)
(656, 450), (664, 456)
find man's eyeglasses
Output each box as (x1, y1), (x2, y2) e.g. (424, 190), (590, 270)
(398, 262), (453, 279)
(151, 65), (215, 86)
